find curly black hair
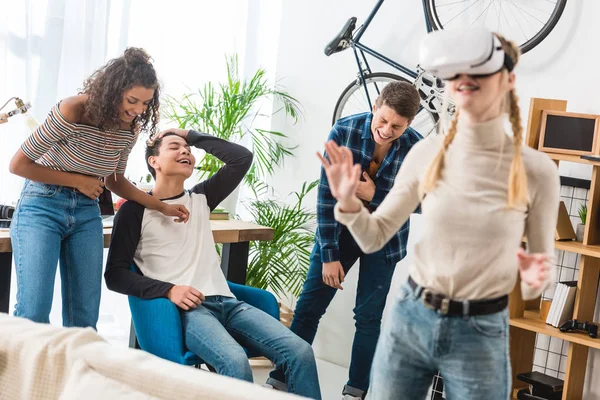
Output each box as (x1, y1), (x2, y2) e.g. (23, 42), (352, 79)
(145, 132), (179, 179)
(80, 47), (160, 135)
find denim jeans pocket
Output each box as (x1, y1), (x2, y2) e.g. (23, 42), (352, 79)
(395, 282), (413, 304)
(470, 311), (507, 338)
(22, 180), (58, 198)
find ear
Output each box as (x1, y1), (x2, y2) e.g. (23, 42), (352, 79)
(148, 156), (159, 172)
(506, 72), (516, 91)
(406, 117), (414, 127)
(372, 103), (377, 113)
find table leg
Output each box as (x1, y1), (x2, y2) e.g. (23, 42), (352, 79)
(220, 242), (249, 285)
(0, 252), (12, 314)
(128, 318), (140, 349)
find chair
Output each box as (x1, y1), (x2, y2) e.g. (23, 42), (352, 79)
(128, 268), (280, 367)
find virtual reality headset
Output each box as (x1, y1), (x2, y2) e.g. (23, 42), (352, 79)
(419, 26), (514, 80)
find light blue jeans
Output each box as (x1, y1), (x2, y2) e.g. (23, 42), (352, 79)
(370, 281), (511, 400)
(11, 180), (103, 328)
(269, 235), (395, 399)
(181, 296), (322, 399)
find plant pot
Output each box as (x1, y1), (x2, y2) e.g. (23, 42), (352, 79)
(278, 302), (294, 328)
(576, 223), (585, 242)
(218, 186), (240, 215)
(135, 182), (154, 193)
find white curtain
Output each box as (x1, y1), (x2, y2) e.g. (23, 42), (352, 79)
(0, 0), (132, 340)
(0, 0), (129, 205)
(1, 0), (274, 345)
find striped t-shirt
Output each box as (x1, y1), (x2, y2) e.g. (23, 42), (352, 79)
(21, 103), (138, 177)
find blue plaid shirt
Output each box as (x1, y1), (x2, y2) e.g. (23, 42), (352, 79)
(316, 112), (422, 264)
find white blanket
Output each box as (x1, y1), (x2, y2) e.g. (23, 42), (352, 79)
(0, 314), (302, 400)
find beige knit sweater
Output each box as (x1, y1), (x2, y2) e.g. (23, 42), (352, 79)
(335, 116), (559, 301)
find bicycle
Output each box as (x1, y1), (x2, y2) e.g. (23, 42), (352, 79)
(326, 0), (567, 136)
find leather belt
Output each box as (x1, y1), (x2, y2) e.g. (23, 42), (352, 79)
(408, 276), (508, 317)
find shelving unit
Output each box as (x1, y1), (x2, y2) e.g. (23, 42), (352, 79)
(523, 237), (600, 258)
(510, 98), (600, 399)
(510, 311), (600, 350)
(547, 152), (600, 166)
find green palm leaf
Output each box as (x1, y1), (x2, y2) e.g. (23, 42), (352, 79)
(243, 181), (318, 298)
(164, 54), (313, 300)
(163, 54), (302, 183)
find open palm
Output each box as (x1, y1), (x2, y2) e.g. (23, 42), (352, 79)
(317, 140), (361, 203)
(517, 248), (550, 289)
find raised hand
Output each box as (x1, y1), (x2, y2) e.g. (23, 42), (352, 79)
(517, 248), (551, 289)
(147, 128), (190, 145)
(317, 141), (362, 209)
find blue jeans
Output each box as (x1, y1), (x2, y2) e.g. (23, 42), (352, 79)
(269, 229), (396, 398)
(11, 180), (103, 328)
(181, 296), (321, 399)
(370, 281), (511, 400)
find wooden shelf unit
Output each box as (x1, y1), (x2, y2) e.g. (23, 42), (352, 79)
(510, 98), (600, 399)
(547, 152), (600, 166)
(523, 237), (600, 258)
(510, 311), (600, 350)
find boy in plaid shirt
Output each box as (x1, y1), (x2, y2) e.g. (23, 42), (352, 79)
(268, 81), (423, 399)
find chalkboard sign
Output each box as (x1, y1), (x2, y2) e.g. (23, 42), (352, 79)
(539, 111), (599, 155)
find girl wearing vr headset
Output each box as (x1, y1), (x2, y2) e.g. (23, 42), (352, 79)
(319, 27), (559, 399)
(8, 48), (189, 329)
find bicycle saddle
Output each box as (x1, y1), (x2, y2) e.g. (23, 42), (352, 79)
(325, 17), (356, 56)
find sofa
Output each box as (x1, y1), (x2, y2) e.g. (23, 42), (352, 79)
(0, 313), (302, 400)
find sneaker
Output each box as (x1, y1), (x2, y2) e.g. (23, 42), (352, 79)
(265, 377), (287, 391)
(342, 384), (365, 399)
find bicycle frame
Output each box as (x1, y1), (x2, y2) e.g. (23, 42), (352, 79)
(349, 0), (433, 107)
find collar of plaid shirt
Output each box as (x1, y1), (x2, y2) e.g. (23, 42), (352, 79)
(316, 112), (423, 266)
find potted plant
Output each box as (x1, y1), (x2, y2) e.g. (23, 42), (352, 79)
(243, 181), (318, 300)
(164, 55), (301, 214)
(577, 203), (587, 242)
(165, 55), (316, 305)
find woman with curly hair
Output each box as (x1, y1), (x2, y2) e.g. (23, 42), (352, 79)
(9, 47), (189, 328)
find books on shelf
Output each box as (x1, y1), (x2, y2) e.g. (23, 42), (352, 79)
(209, 208), (229, 220)
(546, 280), (578, 327)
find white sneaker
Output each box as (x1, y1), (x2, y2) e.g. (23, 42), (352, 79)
(342, 395), (361, 400)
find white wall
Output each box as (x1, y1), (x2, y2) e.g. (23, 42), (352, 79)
(270, 0), (600, 397)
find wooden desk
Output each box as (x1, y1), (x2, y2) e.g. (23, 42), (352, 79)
(0, 220), (274, 315)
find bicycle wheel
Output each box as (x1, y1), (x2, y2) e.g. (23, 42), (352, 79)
(332, 73), (439, 137)
(425, 0), (567, 54)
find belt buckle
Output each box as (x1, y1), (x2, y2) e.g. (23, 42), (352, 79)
(440, 298), (450, 315)
(421, 289), (451, 315)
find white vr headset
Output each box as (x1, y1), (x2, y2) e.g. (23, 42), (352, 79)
(419, 26), (514, 80)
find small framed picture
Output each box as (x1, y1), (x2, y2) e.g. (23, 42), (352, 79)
(539, 110), (600, 156)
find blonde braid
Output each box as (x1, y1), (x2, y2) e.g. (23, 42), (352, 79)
(507, 89), (528, 207)
(495, 33), (528, 207)
(420, 110), (460, 197)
